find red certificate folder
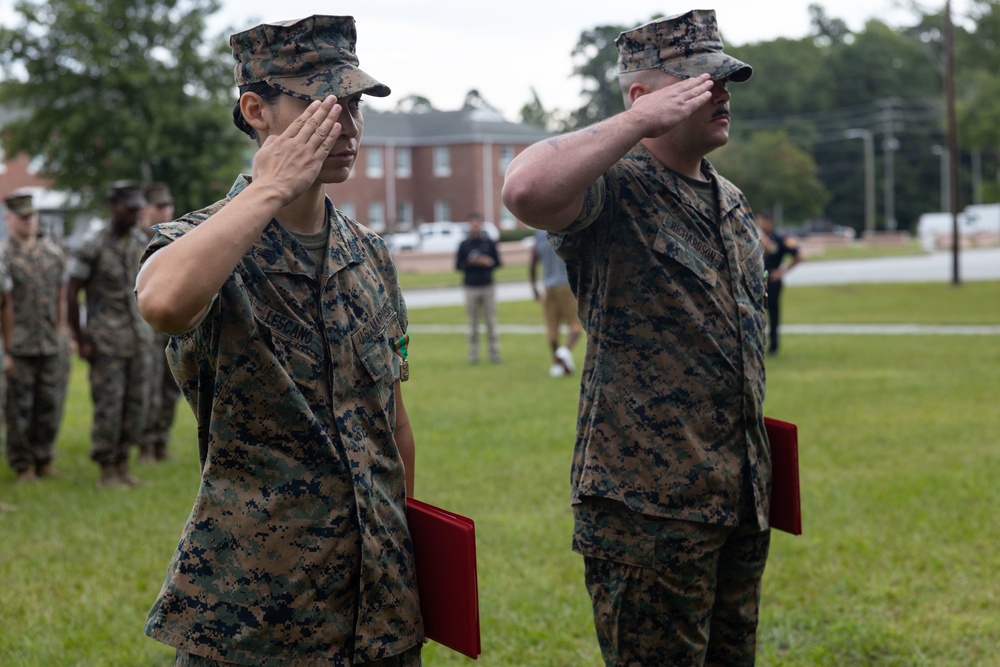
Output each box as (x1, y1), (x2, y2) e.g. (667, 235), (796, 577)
(765, 417), (802, 535)
(406, 497), (481, 659)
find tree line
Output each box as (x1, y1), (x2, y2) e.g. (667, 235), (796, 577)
(523, 2), (1000, 232)
(2, 1), (998, 232)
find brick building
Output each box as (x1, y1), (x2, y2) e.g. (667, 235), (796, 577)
(328, 106), (552, 233)
(2, 105), (553, 237)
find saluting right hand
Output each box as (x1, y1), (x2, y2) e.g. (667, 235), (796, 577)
(250, 95), (343, 206)
(630, 73), (714, 138)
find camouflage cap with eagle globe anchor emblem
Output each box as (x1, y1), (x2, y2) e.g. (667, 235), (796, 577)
(230, 15), (391, 102)
(616, 9), (752, 83)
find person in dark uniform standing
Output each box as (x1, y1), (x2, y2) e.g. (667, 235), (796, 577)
(455, 213), (502, 364)
(756, 210), (802, 355)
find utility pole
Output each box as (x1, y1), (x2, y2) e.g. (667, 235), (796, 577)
(971, 151), (982, 205)
(945, 0), (961, 285)
(845, 129), (876, 236)
(878, 99), (900, 231)
(932, 145), (950, 213)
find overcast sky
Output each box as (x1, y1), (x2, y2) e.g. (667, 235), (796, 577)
(0, 0), (973, 119)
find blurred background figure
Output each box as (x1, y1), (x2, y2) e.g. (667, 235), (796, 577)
(455, 212), (502, 364)
(138, 182), (180, 463)
(2, 189), (68, 483)
(529, 230), (582, 377)
(66, 181), (152, 487)
(756, 210), (802, 355)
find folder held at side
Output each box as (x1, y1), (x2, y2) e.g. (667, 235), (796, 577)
(406, 497), (482, 659)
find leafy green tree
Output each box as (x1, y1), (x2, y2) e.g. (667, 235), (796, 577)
(808, 3), (852, 46)
(711, 130), (830, 223)
(394, 95), (436, 114)
(518, 87), (554, 130)
(727, 37), (830, 118)
(566, 23), (628, 130)
(0, 0), (245, 215)
(955, 0), (1000, 201)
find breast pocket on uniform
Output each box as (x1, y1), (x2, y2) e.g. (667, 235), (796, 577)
(351, 301), (395, 385)
(652, 226), (721, 287)
(251, 298), (323, 392)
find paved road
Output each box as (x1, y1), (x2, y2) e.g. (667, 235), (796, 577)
(784, 246), (1000, 286)
(404, 247), (1000, 309)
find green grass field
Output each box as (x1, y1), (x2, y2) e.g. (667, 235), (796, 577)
(1, 281), (998, 666)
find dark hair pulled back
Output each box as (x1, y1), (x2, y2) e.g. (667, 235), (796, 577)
(232, 82), (283, 139)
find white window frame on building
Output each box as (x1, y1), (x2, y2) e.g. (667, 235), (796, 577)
(499, 204), (517, 230)
(339, 202), (356, 220)
(396, 201), (414, 228)
(433, 146), (451, 177)
(395, 147), (412, 178)
(368, 201), (385, 230)
(433, 200), (451, 222)
(366, 147), (384, 178)
(499, 145), (515, 172)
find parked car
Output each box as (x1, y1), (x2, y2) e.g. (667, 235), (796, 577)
(802, 218), (857, 239)
(382, 229), (421, 253)
(385, 220), (500, 254)
(964, 203), (1000, 235)
(916, 211), (973, 251)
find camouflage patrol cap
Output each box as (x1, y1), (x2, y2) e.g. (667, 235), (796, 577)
(616, 9), (752, 83)
(145, 182), (173, 207)
(107, 181), (147, 210)
(4, 189), (35, 217)
(230, 15), (391, 101)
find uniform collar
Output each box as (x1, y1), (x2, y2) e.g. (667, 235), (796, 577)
(631, 145), (743, 222)
(229, 175), (364, 278)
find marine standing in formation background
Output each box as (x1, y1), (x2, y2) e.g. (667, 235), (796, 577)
(0, 195), (16, 495)
(2, 189), (69, 483)
(66, 181), (153, 488)
(138, 182), (181, 463)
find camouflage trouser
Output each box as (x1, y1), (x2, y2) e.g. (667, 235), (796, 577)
(174, 642), (422, 666)
(88, 353), (149, 465)
(574, 497), (770, 667)
(4, 354), (66, 472)
(141, 332), (181, 452)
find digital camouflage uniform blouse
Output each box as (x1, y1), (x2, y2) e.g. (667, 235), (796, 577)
(0, 248), (11, 372)
(67, 225), (152, 357)
(142, 177), (422, 665)
(552, 145), (771, 530)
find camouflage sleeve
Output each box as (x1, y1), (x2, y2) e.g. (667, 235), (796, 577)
(0, 248), (11, 293)
(67, 235), (99, 281)
(365, 229), (408, 382)
(557, 173), (610, 236)
(137, 217), (220, 340)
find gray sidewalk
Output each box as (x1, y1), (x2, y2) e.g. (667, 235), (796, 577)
(404, 247), (1000, 310)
